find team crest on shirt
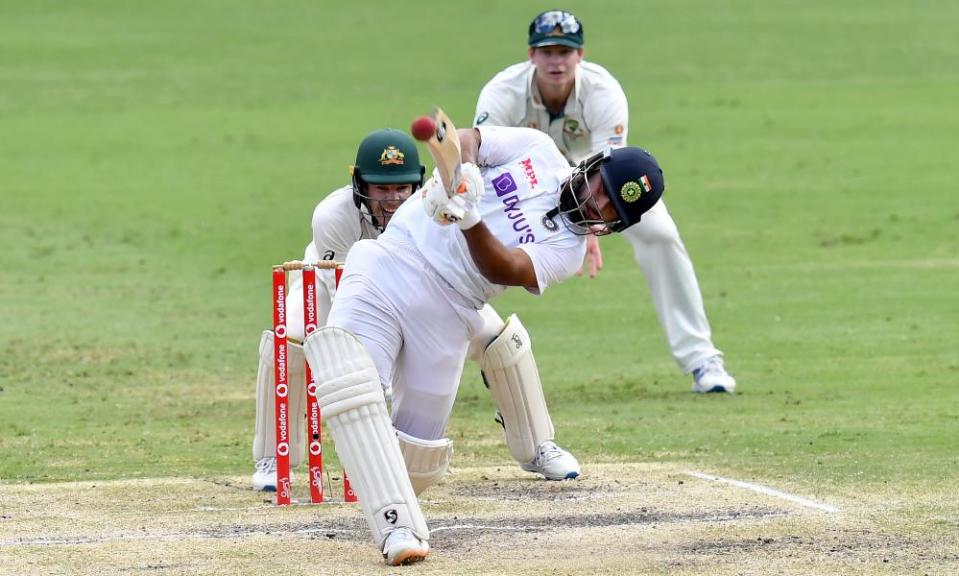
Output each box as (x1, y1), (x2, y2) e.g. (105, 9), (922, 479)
(563, 118), (580, 135)
(379, 146), (405, 166)
(541, 214), (558, 231)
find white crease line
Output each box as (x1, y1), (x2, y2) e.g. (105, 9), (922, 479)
(686, 471), (840, 514)
(0, 528), (361, 548)
(194, 501), (355, 512)
(431, 524), (533, 533)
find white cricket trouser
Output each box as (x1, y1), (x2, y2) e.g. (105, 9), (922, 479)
(621, 199), (721, 373)
(327, 237), (484, 441)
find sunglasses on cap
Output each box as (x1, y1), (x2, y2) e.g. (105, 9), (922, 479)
(531, 10), (581, 35)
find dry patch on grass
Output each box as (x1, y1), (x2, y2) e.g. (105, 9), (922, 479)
(1, 463), (955, 575)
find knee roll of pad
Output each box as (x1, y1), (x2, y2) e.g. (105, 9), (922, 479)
(397, 430), (453, 496)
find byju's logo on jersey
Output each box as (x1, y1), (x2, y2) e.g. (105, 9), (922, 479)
(491, 172), (518, 196)
(492, 171), (535, 244)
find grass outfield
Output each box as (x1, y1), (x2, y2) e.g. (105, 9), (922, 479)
(1, 1), (957, 573)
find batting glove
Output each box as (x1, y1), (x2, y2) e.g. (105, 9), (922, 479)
(422, 163), (485, 229)
(445, 162), (484, 230)
(422, 173), (457, 225)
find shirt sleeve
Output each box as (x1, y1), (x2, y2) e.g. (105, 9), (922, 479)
(584, 76), (629, 153)
(517, 233), (586, 296)
(474, 77), (520, 128)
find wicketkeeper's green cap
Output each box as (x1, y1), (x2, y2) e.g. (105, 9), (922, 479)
(352, 129), (425, 184)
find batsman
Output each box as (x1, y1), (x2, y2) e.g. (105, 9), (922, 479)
(305, 123), (665, 564)
(251, 128), (581, 496)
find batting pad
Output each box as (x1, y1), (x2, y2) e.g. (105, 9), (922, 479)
(305, 326), (429, 545)
(252, 331), (307, 467)
(397, 430), (453, 496)
(481, 314), (554, 464)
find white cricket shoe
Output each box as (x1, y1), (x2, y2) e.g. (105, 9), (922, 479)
(252, 457), (294, 492)
(521, 441), (581, 480)
(382, 527), (429, 566)
(691, 355), (736, 394)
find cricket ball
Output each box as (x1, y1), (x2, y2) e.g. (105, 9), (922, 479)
(410, 115), (436, 141)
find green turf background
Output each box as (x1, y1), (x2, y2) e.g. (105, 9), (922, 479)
(1, 1), (956, 505)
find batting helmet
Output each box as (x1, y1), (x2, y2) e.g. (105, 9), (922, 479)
(554, 147), (664, 234)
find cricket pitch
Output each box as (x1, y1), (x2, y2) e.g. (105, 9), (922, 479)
(2, 463), (955, 575)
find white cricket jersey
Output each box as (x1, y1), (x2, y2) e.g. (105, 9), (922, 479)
(474, 60), (629, 165)
(300, 185), (380, 299)
(382, 126), (586, 308)
(307, 185), (380, 262)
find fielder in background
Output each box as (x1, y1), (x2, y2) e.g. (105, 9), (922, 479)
(251, 128), (581, 493)
(474, 9), (737, 393)
(304, 125), (664, 565)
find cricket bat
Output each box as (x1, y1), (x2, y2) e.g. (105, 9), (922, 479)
(425, 107), (463, 197)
